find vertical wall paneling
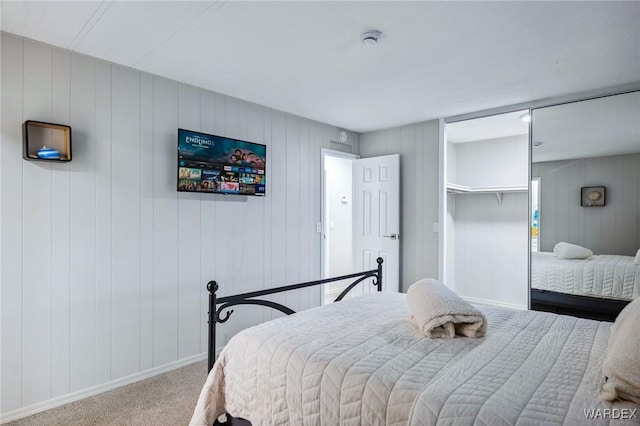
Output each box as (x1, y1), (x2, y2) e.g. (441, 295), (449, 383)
(602, 158), (618, 250)
(69, 53), (98, 393)
(1, 34), (25, 414)
(581, 160), (598, 249)
(269, 111), (287, 320)
(139, 73), (155, 370)
(309, 124), (319, 305)
(211, 93), (229, 317)
(285, 115), (301, 311)
(211, 94), (231, 338)
(1, 33), (347, 418)
(261, 109), (274, 323)
(417, 124), (428, 285)
(66, 55), (95, 388)
(298, 120), (311, 310)
(199, 90), (217, 352)
(152, 77), (179, 367)
(245, 102), (266, 314)
(0, 40), (2, 409)
(399, 125), (417, 288)
(94, 60), (113, 385)
(50, 48), (72, 398)
(110, 66), (142, 379)
(234, 98), (262, 335)
(217, 96), (245, 341)
(22, 40), (54, 406)
(620, 156), (639, 252)
(228, 97), (247, 307)
(453, 193), (528, 306)
(177, 83), (202, 359)
(424, 122), (440, 282)
(533, 154), (640, 256)
(211, 94), (231, 340)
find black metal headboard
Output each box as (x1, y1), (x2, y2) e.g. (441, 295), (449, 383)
(206, 257), (383, 372)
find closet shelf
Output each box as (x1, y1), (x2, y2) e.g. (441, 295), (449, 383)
(446, 183), (527, 205)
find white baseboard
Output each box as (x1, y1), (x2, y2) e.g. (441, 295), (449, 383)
(461, 296), (528, 311)
(0, 352), (207, 424)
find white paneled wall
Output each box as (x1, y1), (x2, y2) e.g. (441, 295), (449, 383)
(450, 193), (529, 308)
(453, 135), (528, 187)
(445, 135), (529, 309)
(359, 121), (440, 291)
(0, 33), (357, 419)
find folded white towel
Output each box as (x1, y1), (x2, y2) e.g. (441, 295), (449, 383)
(634, 248), (640, 265)
(553, 242), (593, 259)
(601, 297), (640, 404)
(406, 278), (487, 338)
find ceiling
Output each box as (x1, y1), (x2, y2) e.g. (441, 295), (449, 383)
(446, 110), (528, 144)
(532, 90), (640, 163)
(2, 1), (639, 133)
(445, 90), (640, 163)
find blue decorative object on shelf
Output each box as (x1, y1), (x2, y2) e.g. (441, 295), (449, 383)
(37, 146), (61, 160)
(24, 120), (72, 161)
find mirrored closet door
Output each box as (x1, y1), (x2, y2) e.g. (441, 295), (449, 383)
(529, 90), (640, 321)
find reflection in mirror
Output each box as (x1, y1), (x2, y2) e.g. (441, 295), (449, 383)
(530, 90), (640, 321)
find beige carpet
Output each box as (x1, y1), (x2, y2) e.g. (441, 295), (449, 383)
(7, 360), (207, 426)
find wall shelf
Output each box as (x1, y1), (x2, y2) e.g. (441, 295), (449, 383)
(446, 183), (528, 205)
(23, 120), (72, 162)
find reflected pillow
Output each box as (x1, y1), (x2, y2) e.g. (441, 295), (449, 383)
(553, 242), (593, 259)
(601, 297), (640, 404)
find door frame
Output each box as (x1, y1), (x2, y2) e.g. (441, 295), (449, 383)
(321, 148), (359, 303)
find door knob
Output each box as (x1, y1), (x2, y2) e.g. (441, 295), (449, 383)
(383, 233), (400, 240)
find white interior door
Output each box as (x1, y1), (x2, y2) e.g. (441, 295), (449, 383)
(354, 154), (400, 293)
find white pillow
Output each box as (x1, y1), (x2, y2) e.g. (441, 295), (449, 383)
(634, 248), (640, 265)
(601, 297), (640, 404)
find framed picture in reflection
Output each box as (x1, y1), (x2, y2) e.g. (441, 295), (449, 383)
(581, 186), (605, 207)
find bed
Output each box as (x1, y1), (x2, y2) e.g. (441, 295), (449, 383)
(531, 252), (638, 321)
(191, 265), (639, 425)
(531, 252), (640, 300)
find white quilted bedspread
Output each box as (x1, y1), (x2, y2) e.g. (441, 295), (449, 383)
(532, 252), (640, 300)
(191, 292), (639, 425)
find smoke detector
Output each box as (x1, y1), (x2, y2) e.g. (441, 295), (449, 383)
(361, 30), (383, 46)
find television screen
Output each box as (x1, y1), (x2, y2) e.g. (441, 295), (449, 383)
(177, 129), (266, 196)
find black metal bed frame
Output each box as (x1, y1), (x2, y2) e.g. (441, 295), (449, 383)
(206, 257), (383, 372)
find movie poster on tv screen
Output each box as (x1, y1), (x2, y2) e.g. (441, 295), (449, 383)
(177, 129), (266, 196)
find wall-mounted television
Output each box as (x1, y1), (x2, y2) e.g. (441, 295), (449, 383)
(177, 129), (266, 196)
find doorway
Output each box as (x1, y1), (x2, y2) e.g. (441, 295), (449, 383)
(321, 149), (401, 304)
(322, 149), (358, 303)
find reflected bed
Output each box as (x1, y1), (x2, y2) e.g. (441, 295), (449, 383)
(531, 252), (640, 300)
(531, 252), (638, 320)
